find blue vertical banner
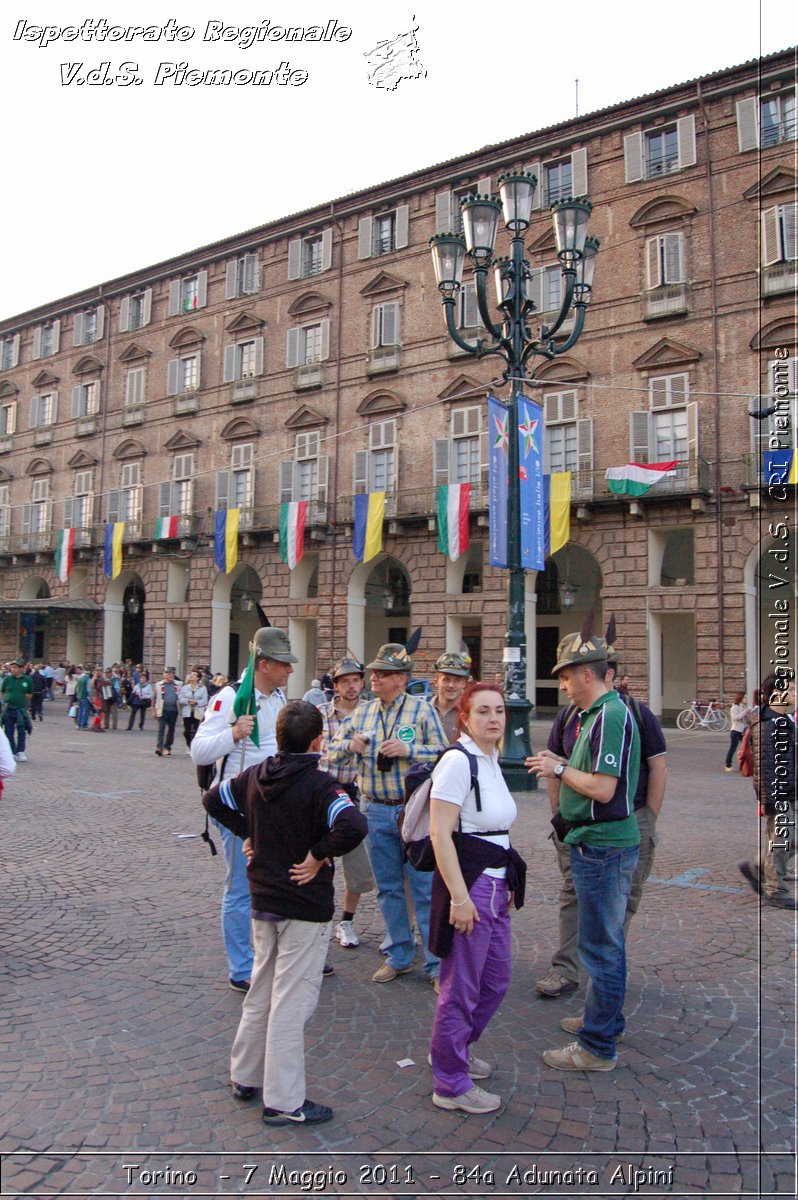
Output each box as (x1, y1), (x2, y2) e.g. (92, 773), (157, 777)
(488, 394), (509, 568)
(518, 393), (545, 570)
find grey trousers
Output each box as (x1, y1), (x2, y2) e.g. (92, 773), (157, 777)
(230, 916), (331, 1112)
(549, 805), (659, 982)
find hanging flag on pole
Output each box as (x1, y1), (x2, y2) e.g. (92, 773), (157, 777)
(154, 515), (179, 539)
(488, 395), (509, 568)
(279, 501), (307, 569)
(214, 509), (239, 573)
(103, 522), (125, 579)
(605, 461), (679, 496)
(544, 471), (572, 558)
(353, 492), (384, 562)
(518, 394), (545, 570)
(437, 483), (470, 562)
(54, 528), (75, 583)
(231, 644), (259, 748)
(762, 449), (798, 486)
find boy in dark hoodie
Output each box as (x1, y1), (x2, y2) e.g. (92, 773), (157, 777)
(203, 699), (367, 1125)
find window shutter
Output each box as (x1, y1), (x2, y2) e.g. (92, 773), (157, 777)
(649, 377), (669, 409)
(461, 284), (478, 328)
(223, 344), (237, 383)
(286, 327), (300, 369)
(761, 207), (780, 265)
(193, 271), (206, 308)
(646, 238), (660, 288)
(168, 358), (183, 395)
(254, 336), (265, 375)
(358, 216), (373, 259)
(142, 289), (152, 325)
(525, 162), (542, 209)
(52, 320), (60, 354)
(736, 97), (760, 152)
(225, 261), (238, 299)
(576, 418), (593, 494)
(96, 306), (105, 339)
(435, 190), (453, 233)
(630, 411), (651, 462)
(32, 327), (42, 360)
(279, 460), (294, 504)
(353, 449), (369, 493)
(71, 385), (83, 418)
(107, 490), (120, 522)
(623, 132), (644, 183)
(685, 400), (699, 462)
(561, 391), (578, 421)
(51, 393), (58, 424)
(670, 374), (688, 406)
(319, 318), (330, 361)
(383, 302), (398, 346)
(167, 279), (181, 316)
(5, 403), (16, 434)
(526, 267), (543, 313)
(433, 438), (450, 486)
(395, 204), (409, 249)
(676, 116), (696, 169)
(287, 239), (302, 280)
(243, 254), (258, 293)
(370, 307), (380, 349)
(231, 443), (253, 469)
(316, 455), (329, 503)
(125, 368), (142, 405)
(22, 505), (31, 537)
(29, 396), (38, 427)
(8, 334), (20, 368)
(216, 470), (230, 509)
(159, 482), (172, 517)
(63, 498), (74, 529)
(321, 229), (333, 271)
(663, 232), (684, 283)
(782, 203), (797, 261)
(571, 148), (588, 196)
(119, 296), (130, 333)
(73, 312), (84, 347)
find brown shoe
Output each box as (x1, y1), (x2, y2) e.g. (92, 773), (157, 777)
(560, 1014), (624, 1042)
(542, 1041), (616, 1072)
(535, 969), (578, 997)
(371, 963), (414, 983)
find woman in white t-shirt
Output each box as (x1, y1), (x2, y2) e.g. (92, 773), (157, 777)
(427, 682), (523, 1116)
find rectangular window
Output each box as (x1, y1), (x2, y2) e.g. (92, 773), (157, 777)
(128, 293), (146, 330)
(543, 389), (579, 473)
(70, 472), (93, 529)
(125, 366), (146, 406)
(30, 479), (50, 534)
(182, 277), (199, 311)
(653, 408), (688, 461)
(545, 159), (572, 205)
(238, 340), (257, 378)
(303, 236), (323, 277)
(542, 265), (564, 312)
(167, 271), (207, 316)
(177, 355), (198, 392)
(372, 302), (400, 348)
(0, 402), (16, 436)
(225, 253), (259, 298)
(457, 283), (482, 330)
(172, 454), (194, 515)
(374, 213), (396, 255)
(0, 484), (10, 541)
(302, 324), (322, 364)
(761, 90), (796, 147)
(649, 373), (689, 409)
(762, 204), (797, 265)
(1, 335), (18, 371)
(72, 381), (100, 418)
(121, 463), (143, 524)
(645, 126), (679, 177)
(646, 232), (685, 287)
(30, 392), (56, 427)
(39, 323), (56, 357)
(73, 306), (105, 347)
(451, 406), (483, 485)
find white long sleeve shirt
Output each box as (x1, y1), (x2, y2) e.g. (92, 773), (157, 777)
(190, 684), (286, 784)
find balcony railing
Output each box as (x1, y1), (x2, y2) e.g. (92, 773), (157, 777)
(367, 345), (401, 374)
(644, 283), (689, 319)
(762, 260), (797, 297)
(296, 362), (323, 389)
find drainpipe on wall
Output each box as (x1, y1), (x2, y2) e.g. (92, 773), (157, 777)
(329, 201), (346, 660)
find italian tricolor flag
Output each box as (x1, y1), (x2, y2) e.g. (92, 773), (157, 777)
(605, 461), (679, 497)
(437, 483), (471, 561)
(55, 528), (75, 583)
(155, 516), (179, 539)
(279, 501), (307, 569)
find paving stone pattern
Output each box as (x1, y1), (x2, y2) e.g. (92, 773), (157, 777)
(1, 705), (795, 1197)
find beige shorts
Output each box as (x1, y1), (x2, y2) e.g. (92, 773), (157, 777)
(341, 839), (375, 895)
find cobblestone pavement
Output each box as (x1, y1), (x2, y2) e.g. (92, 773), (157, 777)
(1, 702), (795, 1198)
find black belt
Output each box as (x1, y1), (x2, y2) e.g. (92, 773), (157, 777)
(364, 795), (404, 806)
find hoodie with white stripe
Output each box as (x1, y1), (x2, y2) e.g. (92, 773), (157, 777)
(202, 752), (367, 922)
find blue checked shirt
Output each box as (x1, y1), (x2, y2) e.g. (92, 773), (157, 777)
(328, 691), (445, 802)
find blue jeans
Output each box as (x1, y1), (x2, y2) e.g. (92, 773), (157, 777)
(365, 800), (438, 977)
(213, 820), (254, 983)
(77, 697), (91, 729)
(570, 841), (639, 1060)
(3, 709), (27, 754)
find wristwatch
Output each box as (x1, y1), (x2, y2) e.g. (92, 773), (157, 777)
(554, 762), (566, 779)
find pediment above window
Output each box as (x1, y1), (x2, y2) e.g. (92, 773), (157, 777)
(67, 449), (98, 469)
(0, 466), (13, 483)
(356, 390), (406, 417)
(438, 375), (483, 404)
(528, 226), (558, 254)
(119, 342), (151, 363)
(221, 416), (261, 441)
(225, 311), (264, 334)
(744, 167), (797, 202)
(31, 369), (58, 389)
(359, 271), (408, 298)
(72, 354), (103, 377)
(285, 405), (328, 430)
(164, 429), (201, 451)
(633, 337), (701, 371)
(0, 381), (19, 399)
(288, 291), (332, 317)
(534, 355), (590, 383)
(750, 318), (797, 352)
(26, 457), (53, 477)
(168, 325), (206, 350)
(629, 195), (698, 228)
(112, 438), (147, 461)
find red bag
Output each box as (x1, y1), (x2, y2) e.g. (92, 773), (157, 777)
(737, 725), (754, 777)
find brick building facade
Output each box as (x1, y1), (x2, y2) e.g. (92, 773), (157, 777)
(0, 49), (795, 714)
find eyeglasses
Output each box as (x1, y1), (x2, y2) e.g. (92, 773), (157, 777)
(370, 670), (395, 680)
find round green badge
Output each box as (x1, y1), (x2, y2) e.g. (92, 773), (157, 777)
(397, 725), (416, 743)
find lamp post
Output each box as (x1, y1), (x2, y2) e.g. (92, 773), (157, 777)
(430, 174), (598, 788)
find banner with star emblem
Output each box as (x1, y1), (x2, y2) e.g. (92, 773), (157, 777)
(518, 393), (545, 570)
(488, 394), (509, 567)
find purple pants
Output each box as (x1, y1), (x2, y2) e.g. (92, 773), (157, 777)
(429, 873), (512, 1098)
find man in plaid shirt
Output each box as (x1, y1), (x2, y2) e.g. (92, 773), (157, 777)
(328, 643), (445, 983)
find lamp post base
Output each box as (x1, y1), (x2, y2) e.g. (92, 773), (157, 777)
(499, 695), (537, 791)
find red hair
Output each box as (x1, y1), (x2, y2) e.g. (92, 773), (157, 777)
(456, 681), (506, 736)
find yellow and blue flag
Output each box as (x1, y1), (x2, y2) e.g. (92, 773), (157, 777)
(353, 493), (384, 562)
(214, 509), (239, 573)
(103, 522), (125, 579)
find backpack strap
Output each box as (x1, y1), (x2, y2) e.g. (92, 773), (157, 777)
(440, 743), (482, 812)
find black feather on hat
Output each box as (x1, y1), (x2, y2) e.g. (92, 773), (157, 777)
(405, 627), (422, 655)
(605, 613), (616, 648)
(255, 604), (270, 628)
(579, 605), (596, 646)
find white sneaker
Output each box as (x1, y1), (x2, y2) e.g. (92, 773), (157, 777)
(15, 752), (27, 762)
(335, 920), (359, 948)
(432, 1084), (501, 1114)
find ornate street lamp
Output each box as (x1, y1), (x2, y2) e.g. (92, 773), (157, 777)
(430, 173), (598, 788)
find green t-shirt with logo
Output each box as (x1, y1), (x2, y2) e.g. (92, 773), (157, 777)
(1, 674), (32, 710)
(559, 689), (641, 847)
